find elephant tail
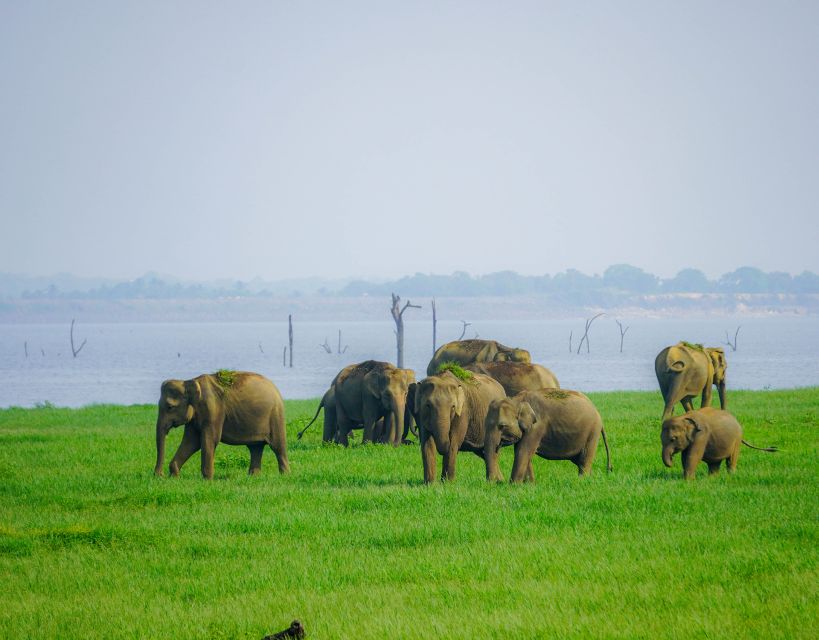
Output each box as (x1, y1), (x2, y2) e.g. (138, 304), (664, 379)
(297, 399), (325, 439)
(741, 439), (778, 452)
(601, 426), (612, 473)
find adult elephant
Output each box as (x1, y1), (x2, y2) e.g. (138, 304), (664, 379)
(414, 369), (506, 483)
(299, 361), (414, 447)
(465, 361), (559, 396)
(655, 342), (716, 420)
(154, 371), (289, 479)
(426, 339), (531, 376)
(483, 389), (610, 483)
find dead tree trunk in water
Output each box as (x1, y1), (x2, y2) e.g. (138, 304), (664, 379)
(282, 346), (287, 366)
(391, 293), (421, 368)
(288, 315), (293, 367)
(320, 338), (332, 353)
(431, 298), (437, 355)
(576, 313), (604, 354)
(457, 320), (472, 340)
(70, 319), (87, 358)
(616, 320), (630, 353)
(568, 331), (573, 353)
(724, 326), (741, 351)
(24, 341), (28, 358)
(337, 330), (348, 354)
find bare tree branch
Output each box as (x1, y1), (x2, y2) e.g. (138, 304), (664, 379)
(319, 338), (332, 354)
(616, 319), (630, 353)
(457, 320), (472, 340)
(70, 318), (87, 358)
(576, 313), (604, 354)
(724, 326), (741, 351)
(391, 293), (421, 368)
(568, 330), (573, 353)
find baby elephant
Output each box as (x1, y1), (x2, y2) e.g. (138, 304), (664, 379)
(484, 389), (611, 483)
(661, 407), (777, 479)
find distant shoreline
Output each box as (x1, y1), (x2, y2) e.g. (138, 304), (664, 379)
(1, 293), (816, 323)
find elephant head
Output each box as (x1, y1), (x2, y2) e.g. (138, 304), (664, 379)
(706, 347), (728, 407)
(363, 367), (413, 445)
(494, 347), (531, 364)
(154, 378), (200, 475)
(415, 372), (466, 455)
(483, 397), (537, 481)
(660, 415), (701, 467)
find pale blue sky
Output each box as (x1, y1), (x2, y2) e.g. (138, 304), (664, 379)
(1, 1), (817, 281)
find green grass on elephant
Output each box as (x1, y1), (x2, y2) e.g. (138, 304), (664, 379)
(0, 390), (817, 639)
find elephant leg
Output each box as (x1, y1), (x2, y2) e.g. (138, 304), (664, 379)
(511, 434), (539, 483)
(248, 443), (264, 475)
(701, 383), (713, 409)
(335, 406), (354, 447)
(662, 395), (676, 421)
(681, 396), (695, 413)
(681, 442), (705, 480)
(526, 461), (535, 483)
(200, 434), (217, 479)
(577, 432), (601, 476)
(442, 451), (457, 482)
(717, 382), (727, 410)
(169, 425), (200, 476)
(726, 445), (739, 473)
(707, 461), (721, 475)
(420, 430), (437, 484)
(322, 404), (337, 443)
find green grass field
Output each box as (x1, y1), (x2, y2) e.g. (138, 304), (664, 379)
(1, 390), (817, 639)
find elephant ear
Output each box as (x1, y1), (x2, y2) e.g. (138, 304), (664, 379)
(517, 401), (537, 430)
(363, 371), (383, 399)
(185, 379), (202, 406)
(454, 384), (466, 417)
(684, 416), (703, 434)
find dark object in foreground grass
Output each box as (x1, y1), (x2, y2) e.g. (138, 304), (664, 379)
(661, 407), (777, 480)
(262, 619), (305, 639)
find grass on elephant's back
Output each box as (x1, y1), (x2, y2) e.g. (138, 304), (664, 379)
(0, 389), (816, 639)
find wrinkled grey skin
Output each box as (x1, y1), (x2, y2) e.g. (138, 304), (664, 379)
(414, 371), (506, 483)
(661, 407), (775, 479)
(426, 339), (531, 376)
(154, 372), (289, 479)
(483, 389), (610, 483)
(465, 361), (559, 396)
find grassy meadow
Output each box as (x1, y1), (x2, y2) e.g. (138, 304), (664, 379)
(1, 389), (817, 639)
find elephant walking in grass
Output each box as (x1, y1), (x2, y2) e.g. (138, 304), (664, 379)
(483, 389), (610, 482)
(298, 361), (414, 447)
(414, 369), (506, 483)
(661, 407), (776, 479)
(154, 371), (289, 479)
(426, 339), (531, 376)
(655, 342), (728, 420)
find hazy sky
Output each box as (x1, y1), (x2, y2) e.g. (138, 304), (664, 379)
(1, 1), (817, 281)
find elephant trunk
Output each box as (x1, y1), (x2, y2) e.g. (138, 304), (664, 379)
(389, 396), (406, 446)
(483, 426), (503, 482)
(662, 445), (675, 468)
(155, 417), (168, 476)
(428, 413), (451, 456)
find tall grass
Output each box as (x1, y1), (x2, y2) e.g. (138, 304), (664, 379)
(0, 390), (817, 639)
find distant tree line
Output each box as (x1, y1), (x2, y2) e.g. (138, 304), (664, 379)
(11, 265), (819, 301)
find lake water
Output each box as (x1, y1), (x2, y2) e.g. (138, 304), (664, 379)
(1, 317), (817, 407)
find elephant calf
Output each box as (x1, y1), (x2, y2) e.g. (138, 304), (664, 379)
(661, 407), (776, 480)
(155, 371), (289, 479)
(484, 389), (611, 482)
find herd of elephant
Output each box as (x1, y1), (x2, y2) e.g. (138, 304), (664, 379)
(153, 338), (776, 482)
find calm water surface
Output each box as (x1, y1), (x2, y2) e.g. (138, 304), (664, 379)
(1, 317), (817, 407)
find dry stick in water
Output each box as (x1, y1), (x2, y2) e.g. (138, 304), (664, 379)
(616, 319), (630, 353)
(457, 320), (471, 340)
(70, 318), (87, 358)
(431, 297), (437, 355)
(391, 293), (421, 368)
(576, 313), (604, 354)
(725, 326), (741, 352)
